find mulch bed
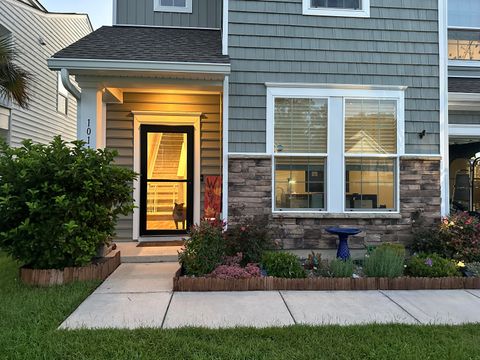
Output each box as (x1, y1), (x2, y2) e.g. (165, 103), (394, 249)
(20, 251), (121, 286)
(173, 269), (480, 291)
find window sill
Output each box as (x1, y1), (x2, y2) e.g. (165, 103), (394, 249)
(272, 212), (402, 220)
(154, 6), (192, 13)
(302, 8), (370, 18)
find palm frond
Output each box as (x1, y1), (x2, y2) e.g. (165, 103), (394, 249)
(0, 34), (31, 108)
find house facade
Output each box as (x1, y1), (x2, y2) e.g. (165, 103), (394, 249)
(49, 0), (453, 249)
(0, 0), (92, 146)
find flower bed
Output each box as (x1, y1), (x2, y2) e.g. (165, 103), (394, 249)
(175, 214), (480, 292)
(173, 268), (480, 292)
(20, 251), (121, 286)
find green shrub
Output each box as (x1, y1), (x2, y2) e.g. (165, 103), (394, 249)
(224, 216), (275, 265)
(261, 252), (306, 278)
(0, 137), (136, 269)
(406, 254), (460, 278)
(410, 229), (447, 256)
(178, 220), (225, 276)
(329, 258), (354, 278)
(364, 244), (405, 278)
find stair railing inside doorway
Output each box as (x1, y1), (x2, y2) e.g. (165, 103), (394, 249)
(469, 153), (480, 212)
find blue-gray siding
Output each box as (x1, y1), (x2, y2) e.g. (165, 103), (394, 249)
(228, 0), (440, 154)
(116, 0), (222, 28)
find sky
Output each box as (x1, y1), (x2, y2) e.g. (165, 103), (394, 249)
(41, 0), (113, 29)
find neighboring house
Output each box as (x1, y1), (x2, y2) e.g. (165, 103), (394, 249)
(0, 0), (92, 146)
(48, 0), (453, 249)
(447, 1), (480, 217)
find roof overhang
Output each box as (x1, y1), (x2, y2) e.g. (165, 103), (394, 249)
(47, 58), (231, 77)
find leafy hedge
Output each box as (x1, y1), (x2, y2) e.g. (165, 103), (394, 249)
(0, 137), (136, 269)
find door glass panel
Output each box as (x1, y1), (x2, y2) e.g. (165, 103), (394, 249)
(144, 129), (191, 233)
(146, 182), (188, 231)
(148, 132), (188, 180)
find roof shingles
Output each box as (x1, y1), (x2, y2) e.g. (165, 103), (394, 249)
(53, 26), (229, 64)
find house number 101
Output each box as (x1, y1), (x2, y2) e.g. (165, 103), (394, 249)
(86, 118), (92, 146)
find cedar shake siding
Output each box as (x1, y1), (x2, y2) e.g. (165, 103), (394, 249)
(228, 0), (440, 155)
(115, 0), (223, 29)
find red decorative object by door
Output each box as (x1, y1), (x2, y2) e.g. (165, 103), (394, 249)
(204, 176), (222, 219)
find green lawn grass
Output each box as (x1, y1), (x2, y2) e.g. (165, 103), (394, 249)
(1, 253), (480, 360)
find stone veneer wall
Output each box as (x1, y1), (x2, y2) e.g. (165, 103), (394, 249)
(228, 155), (441, 249)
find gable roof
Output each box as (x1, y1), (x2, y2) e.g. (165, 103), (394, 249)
(18, 0), (46, 12)
(449, 77), (480, 93)
(52, 26), (230, 65)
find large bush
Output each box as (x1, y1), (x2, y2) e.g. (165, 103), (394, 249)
(0, 137), (136, 269)
(178, 220), (226, 276)
(411, 212), (480, 262)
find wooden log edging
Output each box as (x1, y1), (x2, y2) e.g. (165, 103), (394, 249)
(20, 251), (121, 286)
(173, 274), (480, 292)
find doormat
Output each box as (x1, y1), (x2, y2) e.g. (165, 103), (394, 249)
(137, 241), (185, 247)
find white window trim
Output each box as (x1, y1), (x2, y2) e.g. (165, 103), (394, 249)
(267, 86), (405, 215)
(154, 0), (192, 13)
(302, 0), (370, 18)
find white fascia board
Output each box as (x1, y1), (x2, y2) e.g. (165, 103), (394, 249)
(48, 58), (231, 75)
(265, 82), (408, 92)
(266, 86), (406, 99)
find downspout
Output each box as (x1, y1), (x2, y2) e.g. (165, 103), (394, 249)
(60, 68), (81, 101)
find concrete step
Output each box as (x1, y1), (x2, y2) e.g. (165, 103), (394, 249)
(115, 242), (183, 264)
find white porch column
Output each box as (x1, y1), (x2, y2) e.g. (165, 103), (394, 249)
(77, 87), (106, 149)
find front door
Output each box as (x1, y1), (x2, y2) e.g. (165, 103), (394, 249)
(140, 125), (194, 235)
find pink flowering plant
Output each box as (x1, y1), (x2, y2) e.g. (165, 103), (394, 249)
(412, 212), (480, 262)
(438, 212), (480, 262)
(208, 253), (261, 279)
(179, 217), (274, 277)
(224, 216), (276, 265)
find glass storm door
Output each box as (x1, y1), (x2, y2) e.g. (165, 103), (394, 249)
(140, 125), (194, 235)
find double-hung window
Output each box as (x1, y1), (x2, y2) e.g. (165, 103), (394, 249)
(274, 98), (328, 211)
(303, 0), (370, 17)
(344, 99), (397, 211)
(268, 86), (404, 214)
(154, 0), (192, 13)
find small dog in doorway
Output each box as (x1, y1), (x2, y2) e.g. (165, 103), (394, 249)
(172, 203), (186, 230)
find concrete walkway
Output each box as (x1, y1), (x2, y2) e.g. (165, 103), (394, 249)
(60, 264), (480, 330)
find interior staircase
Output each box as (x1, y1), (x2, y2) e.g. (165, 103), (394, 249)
(147, 133), (185, 226)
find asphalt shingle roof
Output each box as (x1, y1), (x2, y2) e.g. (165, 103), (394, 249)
(53, 26), (229, 64)
(449, 77), (480, 93)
